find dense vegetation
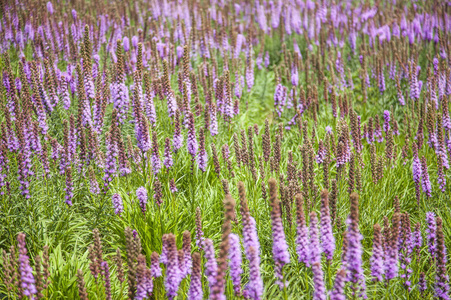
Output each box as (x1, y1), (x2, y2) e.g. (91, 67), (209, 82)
(0, 0), (450, 299)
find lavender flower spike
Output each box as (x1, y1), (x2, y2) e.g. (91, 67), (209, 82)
(426, 212), (437, 257)
(330, 269), (347, 300)
(346, 193), (366, 298)
(229, 233), (243, 296)
(112, 193), (124, 216)
(173, 111), (183, 153)
(312, 262), (327, 300)
(17, 233), (37, 297)
(370, 224), (384, 282)
(136, 186), (148, 214)
(268, 178), (290, 289)
(320, 190), (335, 261)
(151, 252), (162, 278)
(187, 113), (198, 158)
(165, 234), (181, 300)
(245, 246), (263, 300)
(420, 156), (432, 197)
(151, 132), (161, 174)
(434, 217), (449, 300)
(163, 137), (173, 168)
(383, 110), (391, 132)
(204, 238), (218, 293)
(309, 212), (321, 265)
(296, 194), (310, 266)
(188, 252), (203, 300)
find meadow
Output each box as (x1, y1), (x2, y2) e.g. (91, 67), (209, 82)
(0, 0), (450, 299)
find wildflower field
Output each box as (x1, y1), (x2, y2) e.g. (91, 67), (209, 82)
(1, 0), (451, 299)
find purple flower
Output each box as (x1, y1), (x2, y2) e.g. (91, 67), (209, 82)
(170, 179), (178, 193)
(153, 177), (163, 206)
(210, 104), (219, 136)
(410, 61), (420, 100)
(274, 83), (287, 117)
(163, 138), (173, 168)
(240, 195), (262, 299)
(204, 239), (217, 292)
(89, 174), (100, 196)
(256, 5), (268, 34)
(161, 235), (169, 265)
(385, 220), (399, 282)
(151, 132), (161, 174)
(135, 115), (151, 153)
(177, 250), (186, 281)
(325, 126), (333, 134)
(346, 193), (366, 298)
(312, 262), (326, 300)
(17, 233), (37, 297)
(426, 212), (437, 257)
(296, 216), (310, 266)
(320, 191), (335, 261)
(374, 124), (383, 143)
(197, 129), (207, 172)
(101, 261), (112, 300)
(245, 246), (263, 300)
(145, 91), (157, 126)
(195, 208), (204, 249)
(47, 1), (53, 14)
(111, 83), (129, 124)
(291, 66), (299, 86)
(112, 193), (124, 216)
(268, 178), (290, 288)
(166, 90), (178, 118)
(187, 113), (198, 157)
(412, 156), (422, 183)
(229, 233), (243, 296)
(123, 37), (130, 52)
(136, 266), (153, 300)
(103, 133), (118, 188)
(370, 224), (384, 282)
(151, 252), (162, 278)
(411, 223), (423, 255)
(420, 157), (432, 197)
(264, 52), (270, 68)
(136, 186), (148, 214)
(316, 142), (327, 164)
(176, 46), (184, 59)
(309, 212), (322, 265)
(398, 86), (405, 106)
(383, 110), (390, 132)
(419, 272), (427, 295)
(330, 269), (346, 300)
(234, 34), (245, 58)
(443, 110), (451, 132)
(165, 234), (181, 300)
(182, 232), (192, 277)
(189, 253), (203, 300)
(17, 151), (31, 199)
(244, 216), (260, 258)
(256, 52), (263, 70)
(71, 9), (77, 20)
(434, 217), (449, 299)
(131, 36), (139, 49)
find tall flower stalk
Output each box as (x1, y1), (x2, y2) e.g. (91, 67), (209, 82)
(268, 178), (290, 289)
